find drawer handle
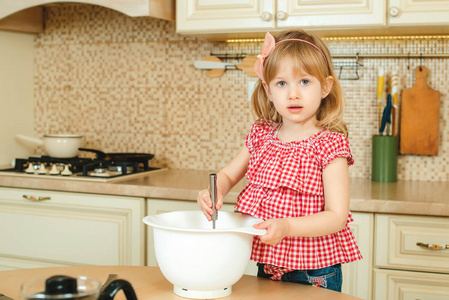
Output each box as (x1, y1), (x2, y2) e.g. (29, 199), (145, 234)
(23, 195), (51, 202)
(416, 242), (449, 250)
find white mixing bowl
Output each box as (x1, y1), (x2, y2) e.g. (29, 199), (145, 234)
(143, 211), (265, 299)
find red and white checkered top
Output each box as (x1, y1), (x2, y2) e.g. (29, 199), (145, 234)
(235, 121), (362, 270)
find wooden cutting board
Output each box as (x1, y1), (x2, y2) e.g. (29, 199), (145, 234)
(400, 66), (440, 155)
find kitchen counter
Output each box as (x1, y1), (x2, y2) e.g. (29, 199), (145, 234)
(0, 265), (362, 299)
(0, 168), (448, 217)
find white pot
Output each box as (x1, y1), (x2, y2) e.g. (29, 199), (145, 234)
(143, 211), (265, 299)
(16, 134), (83, 158)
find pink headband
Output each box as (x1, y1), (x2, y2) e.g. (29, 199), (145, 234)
(254, 32), (329, 82)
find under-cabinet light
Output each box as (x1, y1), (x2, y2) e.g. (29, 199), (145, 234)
(226, 35), (449, 43)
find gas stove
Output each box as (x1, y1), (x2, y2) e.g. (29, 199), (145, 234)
(0, 156), (161, 182)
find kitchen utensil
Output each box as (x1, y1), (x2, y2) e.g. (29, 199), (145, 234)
(379, 94), (392, 135)
(194, 58), (235, 70)
(194, 56), (228, 78)
(377, 69), (385, 130)
(143, 211), (266, 299)
(194, 55), (258, 77)
(400, 66), (440, 155)
(16, 134), (83, 158)
(235, 56), (258, 77)
(391, 72), (399, 136)
(209, 173), (218, 229)
(78, 148), (154, 162)
(20, 275), (137, 300)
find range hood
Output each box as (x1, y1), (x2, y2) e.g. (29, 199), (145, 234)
(0, 0), (174, 34)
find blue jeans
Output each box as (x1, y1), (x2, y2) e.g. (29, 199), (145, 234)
(257, 263), (342, 292)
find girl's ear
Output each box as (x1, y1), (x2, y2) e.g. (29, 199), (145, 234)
(262, 82), (272, 101)
(322, 76), (334, 98)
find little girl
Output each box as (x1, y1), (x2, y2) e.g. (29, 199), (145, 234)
(197, 30), (362, 292)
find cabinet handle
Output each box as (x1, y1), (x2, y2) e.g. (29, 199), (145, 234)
(23, 195), (51, 202)
(389, 6), (400, 17)
(276, 11), (288, 21)
(261, 11), (272, 21)
(416, 242), (449, 250)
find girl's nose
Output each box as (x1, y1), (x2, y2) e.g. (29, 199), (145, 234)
(289, 87), (300, 100)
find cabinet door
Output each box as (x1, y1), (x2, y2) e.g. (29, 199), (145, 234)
(176, 0), (275, 34)
(389, 0), (449, 26)
(375, 214), (449, 274)
(277, 0), (386, 29)
(0, 188), (144, 271)
(342, 212), (373, 300)
(374, 269), (449, 300)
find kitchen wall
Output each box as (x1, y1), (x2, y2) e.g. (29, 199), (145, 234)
(0, 31), (35, 166)
(33, 4), (448, 181)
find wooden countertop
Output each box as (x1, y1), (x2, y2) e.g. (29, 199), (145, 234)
(0, 168), (448, 217)
(0, 266), (361, 299)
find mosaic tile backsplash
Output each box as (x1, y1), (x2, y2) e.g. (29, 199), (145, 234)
(34, 4), (449, 181)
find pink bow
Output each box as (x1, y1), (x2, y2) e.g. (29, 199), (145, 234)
(254, 32), (276, 83)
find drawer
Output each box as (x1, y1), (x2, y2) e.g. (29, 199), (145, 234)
(375, 214), (449, 273)
(0, 188), (145, 267)
(374, 269), (449, 300)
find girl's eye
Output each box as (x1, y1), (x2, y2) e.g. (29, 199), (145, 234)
(300, 79), (310, 85)
(277, 81), (287, 87)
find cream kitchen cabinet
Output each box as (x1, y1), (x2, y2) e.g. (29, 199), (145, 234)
(276, 0), (385, 30)
(342, 212), (373, 300)
(176, 0), (385, 35)
(388, 0), (449, 26)
(374, 214), (449, 299)
(0, 187), (145, 271)
(176, 0), (275, 34)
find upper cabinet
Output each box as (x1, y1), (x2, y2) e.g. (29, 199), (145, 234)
(176, 0), (385, 36)
(176, 0), (276, 34)
(276, 0), (385, 29)
(176, 0), (449, 39)
(388, 0), (449, 26)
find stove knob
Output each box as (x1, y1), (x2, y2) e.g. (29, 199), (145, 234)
(38, 163), (48, 175)
(61, 165), (72, 176)
(25, 164), (35, 174)
(49, 164), (60, 175)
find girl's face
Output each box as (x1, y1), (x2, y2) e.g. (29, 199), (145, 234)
(264, 55), (333, 129)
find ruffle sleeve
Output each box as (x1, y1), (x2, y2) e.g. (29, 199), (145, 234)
(245, 120), (277, 154)
(315, 132), (354, 170)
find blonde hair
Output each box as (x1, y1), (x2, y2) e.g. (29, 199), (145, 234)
(251, 30), (348, 137)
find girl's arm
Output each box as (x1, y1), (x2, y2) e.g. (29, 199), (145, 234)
(254, 157), (350, 245)
(197, 145), (250, 221)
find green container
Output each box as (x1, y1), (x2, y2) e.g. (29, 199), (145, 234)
(372, 135), (398, 182)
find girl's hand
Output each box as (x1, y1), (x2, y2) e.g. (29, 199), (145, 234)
(197, 188), (223, 221)
(253, 219), (290, 245)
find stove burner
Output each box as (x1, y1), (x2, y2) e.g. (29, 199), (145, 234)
(4, 155), (158, 179)
(94, 167), (108, 174)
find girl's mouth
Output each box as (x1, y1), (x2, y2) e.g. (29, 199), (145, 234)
(288, 105), (303, 112)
